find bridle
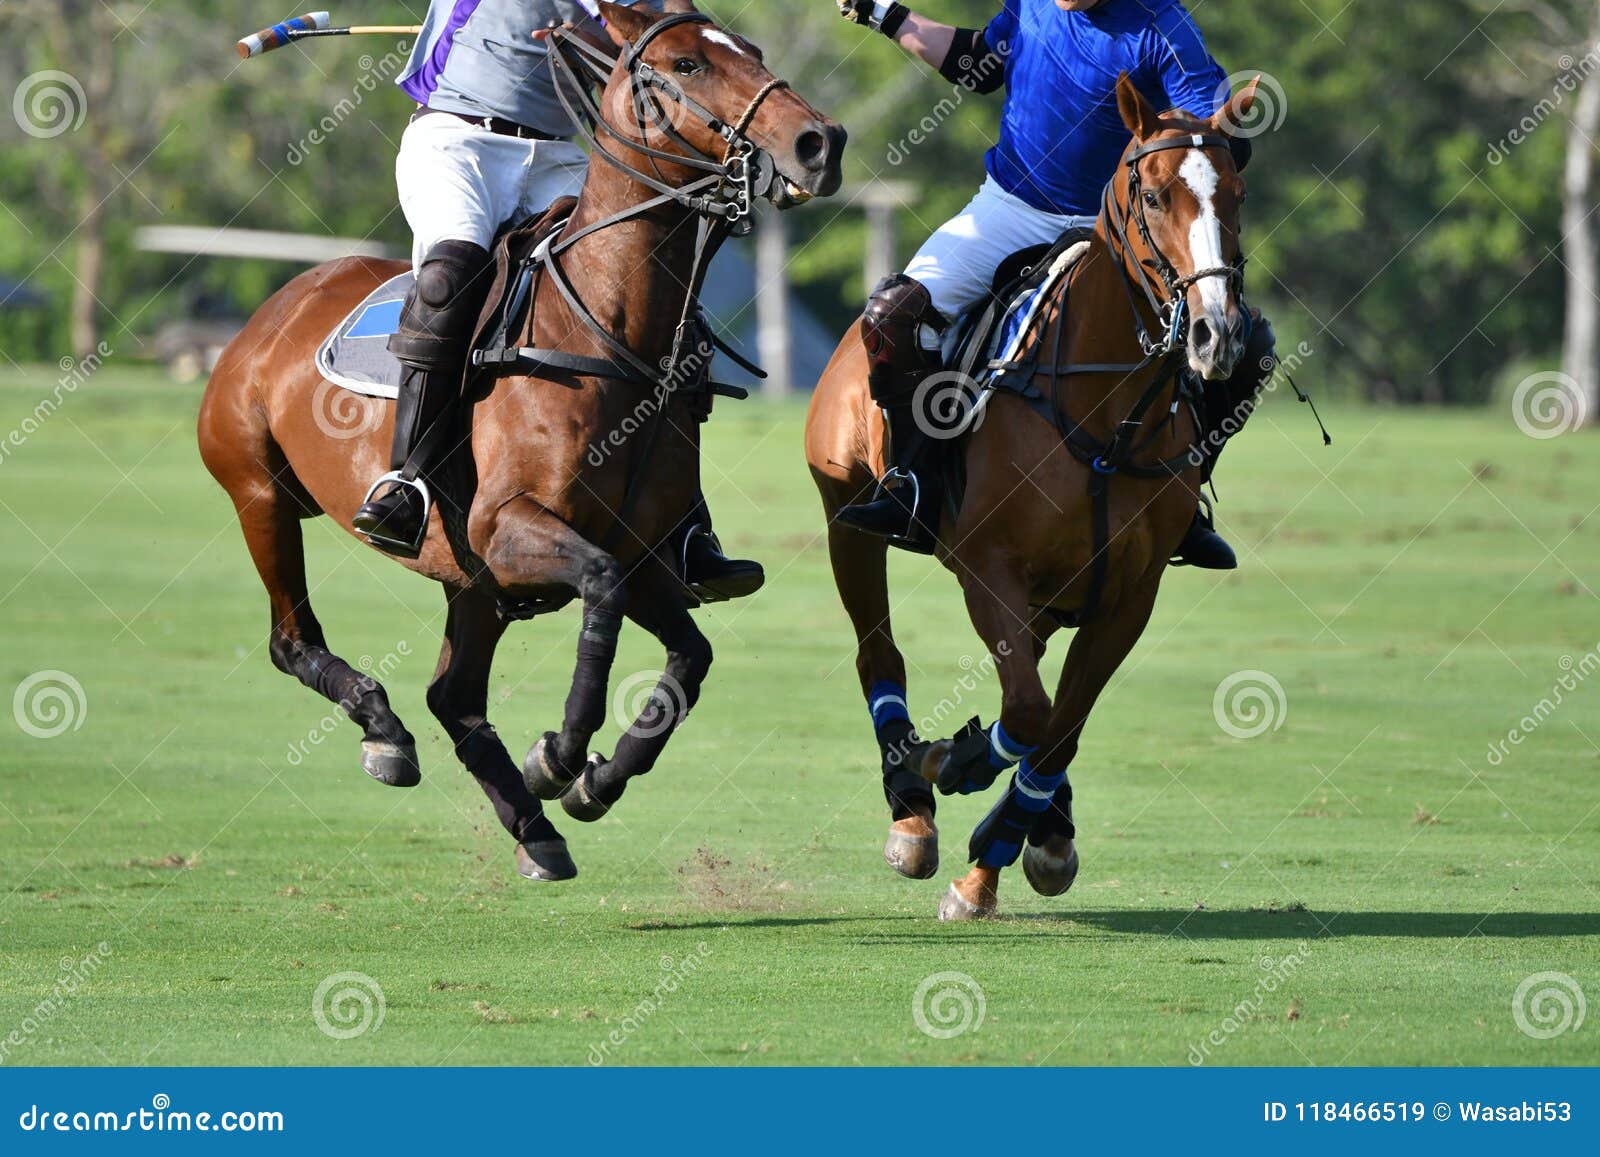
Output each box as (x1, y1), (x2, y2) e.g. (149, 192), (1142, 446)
(474, 12), (797, 396)
(1101, 132), (1246, 358)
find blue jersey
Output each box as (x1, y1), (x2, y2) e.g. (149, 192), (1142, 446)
(983, 0), (1229, 215)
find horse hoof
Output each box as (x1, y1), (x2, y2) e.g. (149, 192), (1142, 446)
(884, 818), (939, 879)
(559, 764), (615, 823)
(523, 734), (575, 801)
(1022, 838), (1080, 897)
(515, 840), (577, 882)
(360, 740), (421, 788)
(938, 882), (996, 922)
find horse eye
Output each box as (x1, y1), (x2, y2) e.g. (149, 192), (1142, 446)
(673, 57), (701, 76)
(1142, 190), (1161, 211)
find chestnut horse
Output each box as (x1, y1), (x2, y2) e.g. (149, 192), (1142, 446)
(199, 2), (843, 881)
(805, 76), (1259, 919)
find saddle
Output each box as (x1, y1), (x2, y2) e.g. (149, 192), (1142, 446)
(927, 227), (1097, 524)
(315, 199), (579, 402)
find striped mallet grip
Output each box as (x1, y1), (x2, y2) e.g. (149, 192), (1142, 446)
(237, 12), (332, 58)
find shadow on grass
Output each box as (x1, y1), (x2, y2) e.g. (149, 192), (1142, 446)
(626, 910), (1600, 939)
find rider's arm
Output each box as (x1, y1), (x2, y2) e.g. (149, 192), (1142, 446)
(1140, 16), (1250, 168)
(839, 3), (1010, 93)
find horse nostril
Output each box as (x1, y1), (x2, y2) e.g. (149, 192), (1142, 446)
(1191, 317), (1215, 353)
(795, 130), (828, 172)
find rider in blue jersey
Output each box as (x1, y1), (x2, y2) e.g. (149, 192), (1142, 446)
(836, 0), (1273, 566)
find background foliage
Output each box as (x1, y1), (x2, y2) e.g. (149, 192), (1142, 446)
(0, 1), (1576, 403)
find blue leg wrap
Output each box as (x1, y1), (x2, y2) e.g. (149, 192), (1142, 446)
(970, 758), (1067, 868)
(986, 720), (1035, 771)
(867, 680), (911, 737)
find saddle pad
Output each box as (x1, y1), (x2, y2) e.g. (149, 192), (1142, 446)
(315, 272), (414, 399)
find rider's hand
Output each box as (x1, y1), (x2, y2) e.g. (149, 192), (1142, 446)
(837, 0), (910, 38)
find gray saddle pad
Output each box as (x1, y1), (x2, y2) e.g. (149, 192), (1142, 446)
(316, 273), (413, 399)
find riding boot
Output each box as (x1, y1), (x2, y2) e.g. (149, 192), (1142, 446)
(833, 401), (942, 554)
(1171, 309), (1275, 571)
(675, 497), (765, 603)
(834, 274), (948, 555)
(354, 239), (493, 558)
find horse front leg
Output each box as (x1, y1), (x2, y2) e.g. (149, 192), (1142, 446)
(560, 562), (713, 822)
(478, 499), (629, 800)
(946, 577), (1163, 920)
(934, 561), (1055, 920)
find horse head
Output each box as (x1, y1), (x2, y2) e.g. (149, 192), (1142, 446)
(1111, 73), (1260, 381)
(595, 1), (846, 208)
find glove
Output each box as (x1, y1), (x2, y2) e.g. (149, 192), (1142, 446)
(837, 0), (910, 38)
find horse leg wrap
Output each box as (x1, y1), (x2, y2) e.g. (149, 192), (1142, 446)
(1028, 777), (1076, 845)
(968, 759), (1068, 868)
(564, 608), (623, 738)
(869, 681), (933, 819)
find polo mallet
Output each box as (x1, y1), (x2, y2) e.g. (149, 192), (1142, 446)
(236, 12), (423, 59)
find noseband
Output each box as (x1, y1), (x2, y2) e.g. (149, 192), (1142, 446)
(550, 12), (792, 228)
(1102, 132), (1246, 357)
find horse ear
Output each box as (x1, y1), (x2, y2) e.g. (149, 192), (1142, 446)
(597, 1), (659, 47)
(1215, 75), (1261, 135)
(1115, 73), (1161, 141)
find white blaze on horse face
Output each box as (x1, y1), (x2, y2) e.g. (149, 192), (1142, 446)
(1178, 149), (1231, 326)
(703, 30), (750, 57)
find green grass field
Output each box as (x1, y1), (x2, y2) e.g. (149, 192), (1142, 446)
(1, 364), (1596, 1066)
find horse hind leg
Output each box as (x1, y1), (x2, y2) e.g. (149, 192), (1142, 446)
(228, 463), (420, 787)
(427, 586), (573, 880)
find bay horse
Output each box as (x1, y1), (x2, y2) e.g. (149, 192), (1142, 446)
(198, 1), (843, 881)
(805, 75), (1260, 920)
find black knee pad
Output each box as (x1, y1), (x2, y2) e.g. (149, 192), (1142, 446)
(389, 239), (493, 370)
(861, 274), (947, 404)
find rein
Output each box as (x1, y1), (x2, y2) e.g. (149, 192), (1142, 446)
(1003, 133), (1244, 623)
(475, 12), (789, 395)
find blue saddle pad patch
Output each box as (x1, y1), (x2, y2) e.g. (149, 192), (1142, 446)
(345, 299), (405, 340)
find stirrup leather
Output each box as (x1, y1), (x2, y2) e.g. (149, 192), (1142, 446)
(358, 471), (433, 557)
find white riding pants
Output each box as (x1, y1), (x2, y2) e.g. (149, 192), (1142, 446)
(395, 111), (588, 271)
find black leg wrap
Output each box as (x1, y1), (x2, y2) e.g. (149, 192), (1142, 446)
(878, 717), (934, 820)
(1028, 778), (1076, 844)
(452, 719), (560, 844)
(935, 716), (1001, 797)
(564, 609), (622, 738)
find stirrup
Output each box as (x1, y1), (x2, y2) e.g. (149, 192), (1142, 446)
(358, 471), (433, 558)
(678, 523), (722, 602)
(878, 467), (933, 554)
